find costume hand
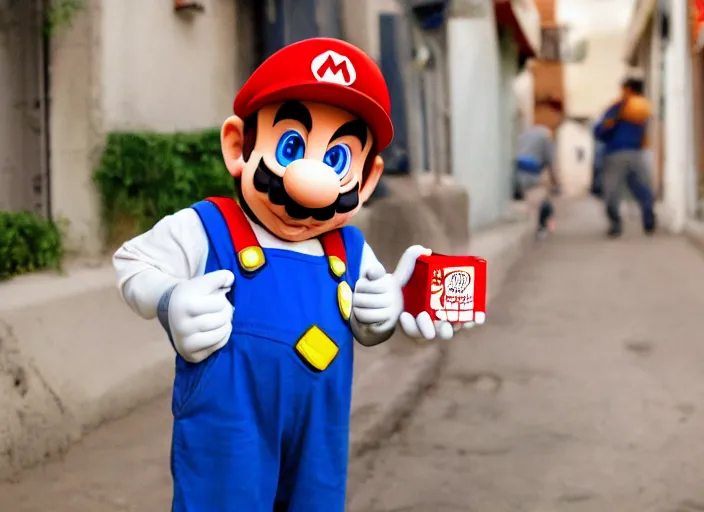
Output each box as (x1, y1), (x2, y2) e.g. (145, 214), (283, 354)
(399, 312), (476, 342)
(352, 245), (430, 334)
(168, 269), (234, 363)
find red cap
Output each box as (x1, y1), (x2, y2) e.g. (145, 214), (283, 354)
(234, 38), (394, 151)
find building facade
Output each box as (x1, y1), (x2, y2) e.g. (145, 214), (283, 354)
(0, 0), (402, 255)
(623, 0), (666, 198)
(1, 0), (544, 255)
(0, 0), (49, 219)
(531, 0), (564, 133)
(689, 0), (704, 216)
(447, 0), (541, 230)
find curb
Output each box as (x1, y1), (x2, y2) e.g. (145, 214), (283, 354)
(684, 217), (704, 252)
(350, 342), (442, 458)
(347, 198), (538, 461)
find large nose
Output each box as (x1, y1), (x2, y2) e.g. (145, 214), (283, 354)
(283, 159), (340, 209)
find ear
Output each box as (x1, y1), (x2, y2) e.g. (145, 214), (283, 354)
(221, 115), (246, 178)
(358, 155), (384, 204)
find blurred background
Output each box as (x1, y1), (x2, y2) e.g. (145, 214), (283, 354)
(2, 0), (704, 510)
(0, 0), (639, 247)
(1, 0), (700, 253)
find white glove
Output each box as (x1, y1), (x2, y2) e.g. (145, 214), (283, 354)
(399, 311), (475, 342)
(352, 245), (424, 335)
(167, 269), (235, 363)
(352, 245), (463, 342)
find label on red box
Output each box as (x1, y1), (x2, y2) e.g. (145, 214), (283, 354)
(402, 254), (487, 325)
(430, 266), (476, 323)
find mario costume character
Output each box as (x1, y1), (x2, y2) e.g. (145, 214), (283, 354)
(113, 38), (472, 512)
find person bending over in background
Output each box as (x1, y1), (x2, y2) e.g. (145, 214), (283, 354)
(514, 99), (562, 241)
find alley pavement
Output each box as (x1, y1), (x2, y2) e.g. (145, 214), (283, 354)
(3, 197), (704, 511)
(347, 197), (704, 512)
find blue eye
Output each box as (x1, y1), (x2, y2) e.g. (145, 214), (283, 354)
(323, 144), (352, 179)
(275, 130), (305, 167)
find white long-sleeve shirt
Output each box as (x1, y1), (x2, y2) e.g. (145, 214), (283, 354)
(113, 207), (382, 321)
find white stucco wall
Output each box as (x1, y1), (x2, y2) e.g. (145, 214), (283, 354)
(513, 67), (535, 131)
(341, 0), (402, 62)
(49, 0), (241, 253)
(100, 0), (238, 132)
(559, 0), (635, 119)
(562, 30), (629, 119)
(448, 11), (503, 230)
(49, 1), (103, 254)
(663, 0), (695, 232)
(556, 121), (593, 197)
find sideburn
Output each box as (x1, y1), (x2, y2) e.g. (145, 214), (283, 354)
(234, 113), (264, 228)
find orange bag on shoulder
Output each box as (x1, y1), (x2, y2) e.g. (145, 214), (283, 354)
(620, 96), (652, 125)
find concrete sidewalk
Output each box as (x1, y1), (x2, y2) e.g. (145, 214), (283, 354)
(347, 197), (704, 511)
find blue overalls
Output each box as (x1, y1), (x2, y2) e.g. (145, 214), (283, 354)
(170, 198), (364, 511)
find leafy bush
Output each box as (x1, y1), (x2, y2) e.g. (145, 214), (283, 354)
(94, 129), (234, 245)
(0, 211), (63, 280)
(44, 0), (86, 36)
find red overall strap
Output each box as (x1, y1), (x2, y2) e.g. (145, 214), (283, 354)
(319, 229), (347, 280)
(205, 197), (265, 273)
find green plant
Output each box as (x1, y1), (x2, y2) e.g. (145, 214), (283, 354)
(0, 211), (63, 280)
(44, 0), (85, 37)
(94, 129), (234, 245)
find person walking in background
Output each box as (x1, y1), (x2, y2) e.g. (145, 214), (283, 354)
(593, 75), (656, 238)
(514, 98), (562, 241)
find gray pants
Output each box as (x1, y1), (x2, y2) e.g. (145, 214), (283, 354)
(602, 150), (655, 229)
(515, 171), (542, 195)
(514, 170), (553, 230)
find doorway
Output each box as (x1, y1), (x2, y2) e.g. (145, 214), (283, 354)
(0, 0), (49, 217)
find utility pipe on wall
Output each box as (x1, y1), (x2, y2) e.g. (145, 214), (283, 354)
(663, 0), (694, 232)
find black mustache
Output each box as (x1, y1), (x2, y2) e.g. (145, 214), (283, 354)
(252, 159), (359, 221)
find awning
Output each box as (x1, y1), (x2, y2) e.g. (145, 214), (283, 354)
(623, 0), (657, 65)
(494, 0), (542, 58)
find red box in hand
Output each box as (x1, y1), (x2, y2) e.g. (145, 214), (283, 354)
(402, 254), (487, 325)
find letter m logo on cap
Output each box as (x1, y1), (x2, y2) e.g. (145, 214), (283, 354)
(311, 50), (357, 86)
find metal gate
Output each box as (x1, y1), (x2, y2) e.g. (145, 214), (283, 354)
(0, 0), (49, 217)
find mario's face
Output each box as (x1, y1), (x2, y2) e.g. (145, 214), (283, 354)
(220, 100), (384, 242)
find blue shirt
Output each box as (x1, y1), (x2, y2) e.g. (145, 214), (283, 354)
(594, 102), (647, 155)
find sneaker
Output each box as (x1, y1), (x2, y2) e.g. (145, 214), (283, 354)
(536, 228), (549, 241)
